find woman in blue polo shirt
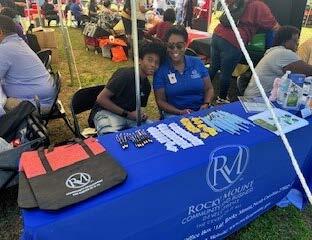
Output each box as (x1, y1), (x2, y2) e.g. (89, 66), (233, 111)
(153, 26), (214, 117)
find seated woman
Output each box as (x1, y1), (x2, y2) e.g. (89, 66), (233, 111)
(146, 8), (175, 42)
(243, 26), (312, 97)
(41, 0), (60, 26)
(153, 26), (214, 118)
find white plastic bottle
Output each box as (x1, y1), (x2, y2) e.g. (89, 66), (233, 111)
(277, 71), (291, 105)
(301, 77), (312, 104)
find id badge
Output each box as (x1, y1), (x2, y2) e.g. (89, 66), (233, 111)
(168, 73), (177, 84)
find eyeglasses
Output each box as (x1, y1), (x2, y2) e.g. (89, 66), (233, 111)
(166, 42), (185, 50)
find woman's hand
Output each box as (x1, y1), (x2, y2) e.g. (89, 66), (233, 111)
(200, 103), (211, 110)
(179, 109), (193, 115)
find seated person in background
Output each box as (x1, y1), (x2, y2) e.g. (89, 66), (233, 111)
(41, 0), (60, 26)
(153, 26), (214, 118)
(88, 0), (98, 18)
(70, 0), (82, 27)
(0, 7), (27, 42)
(89, 41), (165, 135)
(297, 38), (312, 65)
(0, 15), (56, 112)
(146, 8), (175, 42)
(243, 26), (312, 97)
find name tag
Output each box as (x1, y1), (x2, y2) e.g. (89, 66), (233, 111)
(168, 73), (177, 84)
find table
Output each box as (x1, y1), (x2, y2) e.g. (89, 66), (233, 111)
(22, 102), (312, 240)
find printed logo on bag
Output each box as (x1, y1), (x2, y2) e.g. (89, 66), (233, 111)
(65, 172), (103, 197)
(66, 173), (91, 189)
(206, 145), (249, 192)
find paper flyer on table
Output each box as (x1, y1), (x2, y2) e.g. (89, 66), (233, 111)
(238, 96), (274, 113)
(248, 108), (309, 135)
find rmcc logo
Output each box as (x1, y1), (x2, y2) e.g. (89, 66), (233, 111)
(206, 145), (249, 192)
(66, 173), (91, 189)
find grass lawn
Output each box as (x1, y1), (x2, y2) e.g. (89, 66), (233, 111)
(1, 20), (312, 239)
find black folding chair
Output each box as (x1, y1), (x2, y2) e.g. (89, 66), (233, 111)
(39, 71), (74, 134)
(26, 25), (53, 72)
(185, 48), (199, 57)
(70, 85), (105, 138)
(37, 49), (53, 72)
(0, 114), (48, 191)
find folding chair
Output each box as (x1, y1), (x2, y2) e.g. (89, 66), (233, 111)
(37, 49), (53, 72)
(70, 85), (105, 138)
(40, 71), (74, 134)
(185, 48), (199, 57)
(0, 114), (48, 191)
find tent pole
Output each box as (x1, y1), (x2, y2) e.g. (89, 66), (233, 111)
(130, 0), (142, 126)
(57, 0), (75, 85)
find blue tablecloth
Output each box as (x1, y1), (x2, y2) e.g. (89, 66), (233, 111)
(22, 102), (312, 240)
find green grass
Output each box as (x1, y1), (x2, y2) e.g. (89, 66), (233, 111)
(0, 25), (312, 240)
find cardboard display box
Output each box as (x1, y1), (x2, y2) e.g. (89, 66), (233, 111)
(33, 28), (57, 49)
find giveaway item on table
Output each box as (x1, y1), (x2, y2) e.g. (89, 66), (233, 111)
(180, 117), (218, 139)
(18, 138), (127, 210)
(238, 96), (274, 113)
(248, 108), (309, 135)
(201, 111), (254, 135)
(282, 82), (302, 110)
(147, 123), (204, 152)
(116, 130), (153, 149)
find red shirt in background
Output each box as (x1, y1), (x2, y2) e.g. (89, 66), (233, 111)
(214, 0), (277, 49)
(147, 21), (173, 41)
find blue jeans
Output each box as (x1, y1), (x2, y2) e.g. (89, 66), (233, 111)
(209, 35), (243, 99)
(93, 110), (152, 135)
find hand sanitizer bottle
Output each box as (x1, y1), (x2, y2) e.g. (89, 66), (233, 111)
(277, 71), (291, 105)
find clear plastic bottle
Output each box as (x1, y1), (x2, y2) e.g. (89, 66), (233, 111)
(277, 71), (291, 105)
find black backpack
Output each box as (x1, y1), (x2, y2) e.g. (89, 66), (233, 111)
(219, 0), (246, 27)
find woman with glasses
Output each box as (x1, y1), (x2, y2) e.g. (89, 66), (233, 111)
(153, 26), (214, 118)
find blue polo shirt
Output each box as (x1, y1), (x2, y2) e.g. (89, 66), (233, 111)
(0, 34), (55, 109)
(153, 56), (209, 111)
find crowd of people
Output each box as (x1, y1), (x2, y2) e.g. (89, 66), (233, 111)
(0, 0), (312, 137)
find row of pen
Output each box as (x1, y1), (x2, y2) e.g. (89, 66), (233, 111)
(115, 110), (255, 152)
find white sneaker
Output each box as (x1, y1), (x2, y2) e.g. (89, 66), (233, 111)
(215, 96), (230, 105)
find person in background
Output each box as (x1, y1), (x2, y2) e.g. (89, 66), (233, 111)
(89, 41), (165, 135)
(153, 0), (168, 15)
(183, 0), (196, 28)
(297, 38), (312, 65)
(70, 0), (82, 27)
(41, 0), (59, 26)
(88, 0), (98, 18)
(242, 26), (312, 97)
(153, 26), (214, 117)
(146, 8), (176, 41)
(64, 0), (72, 21)
(209, 0), (279, 104)
(0, 7), (26, 42)
(0, 15), (56, 112)
(175, 0), (184, 24)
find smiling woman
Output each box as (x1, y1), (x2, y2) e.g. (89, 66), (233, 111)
(153, 25), (214, 117)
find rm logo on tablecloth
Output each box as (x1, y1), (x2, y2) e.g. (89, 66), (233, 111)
(206, 145), (249, 192)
